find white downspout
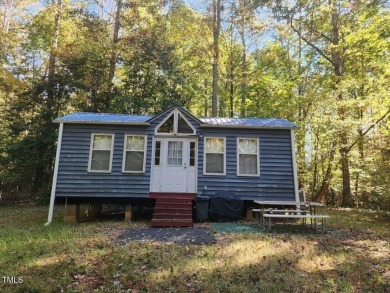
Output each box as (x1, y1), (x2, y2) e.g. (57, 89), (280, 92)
(290, 129), (300, 208)
(45, 122), (63, 226)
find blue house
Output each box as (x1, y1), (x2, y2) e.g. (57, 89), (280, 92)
(46, 105), (299, 226)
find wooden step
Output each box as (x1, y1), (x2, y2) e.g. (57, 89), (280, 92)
(151, 193), (195, 227)
(155, 198), (193, 204)
(150, 192), (196, 200)
(151, 219), (193, 227)
(153, 213), (192, 219)
(154, 202), (193, 209)
(153, 209), (192, 216)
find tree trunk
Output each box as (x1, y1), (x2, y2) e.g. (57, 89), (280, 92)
(331, 8), (353, 207)
(354, 173), (359, 209)
(204, 79), (209, 116)
(239, 24), (247, 117)
(31, 0), (62, 197)
(2, 0), (13, 32)
(229, 81), (234, 118)
(211, 0), (221, 117)
(47, 0), (62, 107)
(340, 135), (353, 207)
(314, 145), (335, 202)
(354, 109), (365, 208)
(316, 172), (332, 204)
(31, 162), (44, 196)
(296, 20), (306, 190)
(106, 0), (123, 111)
(228, 10), (234, 118)
(311, 132), (319, 199)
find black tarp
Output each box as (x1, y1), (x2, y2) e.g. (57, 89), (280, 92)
(209, 191), (244, 221)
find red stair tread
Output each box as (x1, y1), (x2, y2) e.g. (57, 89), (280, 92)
(154, 213), (192, 220)
(150, 192), (196, 200)
(154, 202), (192, 210)
(151, 219), (193, 227)
(151, 193), (195, 227)
(155, 198), (192, 203)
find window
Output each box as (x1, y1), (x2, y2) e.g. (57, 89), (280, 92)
(238, 138), (259, 176)
(190, 142), (196, 166)
(167, 141), (183, 166)
(204, 137), (225, 175)
(178, 115), (193, 134)
(156, 110), (196, 135)
(157, 114), (174, 133)
(123, 135), (146, 173)
(154, 141), (161, 166)
(89, 134), (114, 172)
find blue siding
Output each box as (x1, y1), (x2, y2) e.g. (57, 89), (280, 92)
(56, 107), (296, 201)
(56, 108), (202, 198)
(197, 128), (295, 201)
(56, 124), (153, 198)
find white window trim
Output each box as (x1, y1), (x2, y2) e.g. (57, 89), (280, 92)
(88, 133), (114, 173)
(203, 136), (226, 176)
(155, 109), (196, 135)
(122, 134), (147, 173)
(237, 137), (260, 177)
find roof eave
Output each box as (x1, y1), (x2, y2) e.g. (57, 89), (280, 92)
(200, 124), (297, 130)
(53, 120), (150, 126)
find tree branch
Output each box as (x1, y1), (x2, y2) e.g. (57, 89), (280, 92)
(290, 18), (335, 66)
(346, 109), (390, 154)
(298, 18), (333, 43)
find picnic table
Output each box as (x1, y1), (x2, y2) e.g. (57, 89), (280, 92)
(253, 200), (328, 232)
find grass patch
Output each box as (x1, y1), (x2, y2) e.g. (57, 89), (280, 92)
(0, 205), (389, 292)
(325, 208), (390, 238)
(211, 222), (265, 234)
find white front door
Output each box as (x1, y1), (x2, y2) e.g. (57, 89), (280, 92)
(151, 138), (197, 193)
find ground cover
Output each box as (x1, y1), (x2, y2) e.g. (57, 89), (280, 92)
(0, 204), (389, 292)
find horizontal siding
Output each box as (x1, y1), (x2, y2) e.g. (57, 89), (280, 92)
(56, 108), (202, 198)
(56, 109), (297, 202)
(197, 128), (295, 201)
(56, 124), (153, 198)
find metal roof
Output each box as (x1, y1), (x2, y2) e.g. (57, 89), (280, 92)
(55, 112), (297, 129)
(55, 112), (152, 125)
(199, 117), (297, 129)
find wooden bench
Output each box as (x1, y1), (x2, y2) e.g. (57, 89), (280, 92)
(253, 208), (308, 224)
(252, 208), (273, 223)
(269, 209), (307, 214)
(263, 214), (330, 232)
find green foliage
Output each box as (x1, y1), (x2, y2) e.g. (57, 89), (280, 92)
(0, 0), (388, 209)
(112, 21), (187, 114)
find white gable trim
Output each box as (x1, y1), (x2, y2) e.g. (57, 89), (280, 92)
(155, 108), (196, 136)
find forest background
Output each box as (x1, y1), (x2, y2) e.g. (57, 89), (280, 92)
(0, 0), (389, 209)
